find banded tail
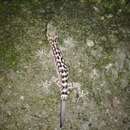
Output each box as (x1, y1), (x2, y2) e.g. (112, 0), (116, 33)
(60, 100), (66, 128)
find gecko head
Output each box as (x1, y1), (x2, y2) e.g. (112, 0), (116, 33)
(47, 23), (58, 42)
(47, 31), (58, 46)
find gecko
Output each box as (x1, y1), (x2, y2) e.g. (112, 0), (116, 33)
(47, 28), (80, 128)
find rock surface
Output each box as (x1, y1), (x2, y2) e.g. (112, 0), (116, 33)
(0, 0), (130, 130)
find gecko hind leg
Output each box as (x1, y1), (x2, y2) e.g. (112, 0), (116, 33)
(68, 82), (81, 102)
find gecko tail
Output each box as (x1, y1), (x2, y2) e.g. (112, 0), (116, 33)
(60, 100), (66, 128)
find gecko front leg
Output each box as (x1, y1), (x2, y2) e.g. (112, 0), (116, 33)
(51, 77), (62, 89)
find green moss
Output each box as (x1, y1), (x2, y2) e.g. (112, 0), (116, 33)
(0, 43), (18, 70)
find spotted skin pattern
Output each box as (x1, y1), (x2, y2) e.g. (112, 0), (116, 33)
(47, 32), (80, 128)
(47, 33), (70, 100)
